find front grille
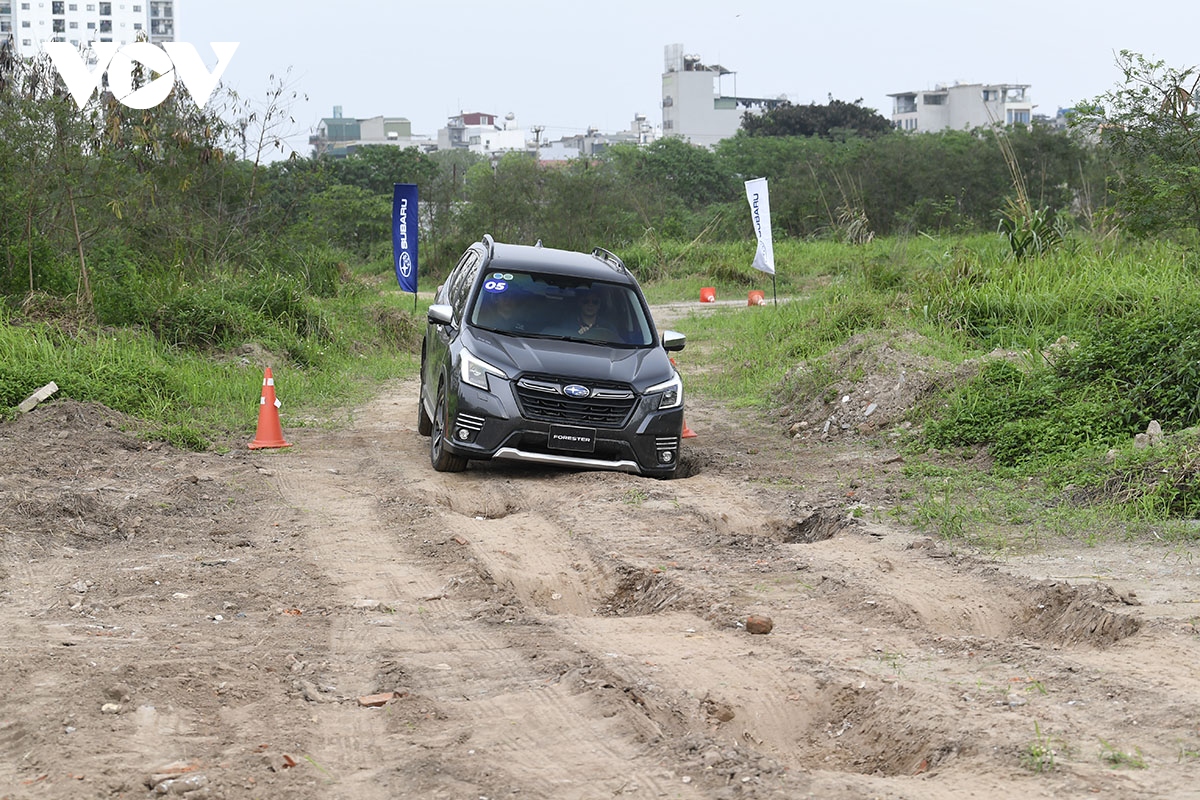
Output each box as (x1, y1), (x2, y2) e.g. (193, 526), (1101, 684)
(515, 375), (636, 428)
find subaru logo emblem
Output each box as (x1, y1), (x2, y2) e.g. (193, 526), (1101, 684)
(563, 384), (591, 399)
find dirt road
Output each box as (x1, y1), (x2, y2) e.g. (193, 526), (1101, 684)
(3, 372), (1200, 799)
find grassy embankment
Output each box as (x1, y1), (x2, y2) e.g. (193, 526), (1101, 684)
(663, 233), (1200, 547)
(4, 232), (1200, 547)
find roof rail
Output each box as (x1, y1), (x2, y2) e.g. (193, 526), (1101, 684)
(482, 233), (496, 258)
(591, 246), (627, 274)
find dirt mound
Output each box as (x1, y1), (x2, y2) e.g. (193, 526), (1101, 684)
(1, 400), (261, 552)
(1018, 581), (1143, 647)
(772, 330), (971, 441)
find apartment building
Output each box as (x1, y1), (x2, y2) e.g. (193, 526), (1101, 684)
(0, 0), (173, 55)
(889, 82), (1033, 132)
(661, 43), (783, 148)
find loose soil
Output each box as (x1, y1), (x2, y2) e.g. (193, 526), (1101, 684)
(4, 315), (1200, 799)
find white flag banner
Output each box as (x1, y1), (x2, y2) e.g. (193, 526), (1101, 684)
(744, 177), (775, 275)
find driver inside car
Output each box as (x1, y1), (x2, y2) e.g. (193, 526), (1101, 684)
(573, 288), (604, 336)
(476, 287), (528, 333)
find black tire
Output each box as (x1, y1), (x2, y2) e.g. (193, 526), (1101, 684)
(417, 392), (433, 437)
(430, 384), (468, 472)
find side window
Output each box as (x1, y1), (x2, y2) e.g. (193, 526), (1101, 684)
(446, 251), (480, 319)
(436, 251), (468, 305)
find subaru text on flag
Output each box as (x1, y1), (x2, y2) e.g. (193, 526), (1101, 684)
(418, 235), (687, 478)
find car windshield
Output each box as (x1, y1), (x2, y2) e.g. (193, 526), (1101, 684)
(469, 270), (654, 346)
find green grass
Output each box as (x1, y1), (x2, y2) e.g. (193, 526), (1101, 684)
(0, 275), (420, 450)
(1098, 739), (1147, 769)
(1021, 722), (1062, 773)
(665, 231), (1200, 541)
(8, 230), (1200, 542)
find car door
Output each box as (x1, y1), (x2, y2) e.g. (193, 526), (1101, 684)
(427, 249), (483, 391)
(423, 248), (480, 404)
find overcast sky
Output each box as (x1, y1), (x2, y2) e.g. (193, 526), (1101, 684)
(182, 1), (1197, 156)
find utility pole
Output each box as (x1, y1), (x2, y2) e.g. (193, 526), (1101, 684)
(531, 125), (544, 161)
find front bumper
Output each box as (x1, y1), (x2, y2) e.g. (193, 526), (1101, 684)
(443, 377), (683, 476)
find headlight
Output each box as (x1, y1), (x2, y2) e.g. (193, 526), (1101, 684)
(460, 348), (507, 391)
(648, 374), (683, 410)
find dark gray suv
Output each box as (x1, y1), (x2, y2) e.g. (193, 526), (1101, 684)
(418, 235), (686, 478)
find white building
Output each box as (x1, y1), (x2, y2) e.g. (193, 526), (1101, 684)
(0, 0), (174, 55)
(660, 43), (782, 148)
(889, 82), (1033, 132)
(537, 113), (660, 162)
(437, 111), (527, 155)
(309, 106), (434, 157)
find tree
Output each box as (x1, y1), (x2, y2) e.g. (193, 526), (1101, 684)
(740, 98), (893, 139)
(609, 138), (734, 209)
(330, 145), (439, 196)
(603, 138), (735, 242)
(0, 49), (103, 306)
(0, 49), (324, 312)
(715, 134), (840, 237)
(538, 158), (637, 250)
(458, 153), (544, 245)
(416, 149), (483, 266)
(299, 184), (390, 257)
(1072, 50), (1200, 237)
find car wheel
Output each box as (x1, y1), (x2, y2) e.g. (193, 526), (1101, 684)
(430, 384), (468, 472)
(417, 394), (433, 436)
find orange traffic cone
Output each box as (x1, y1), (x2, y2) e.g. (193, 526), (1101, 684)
(670, 357), (698, 438)
(248, 367), (292, 449)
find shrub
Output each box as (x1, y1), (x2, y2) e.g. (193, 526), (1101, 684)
(926, 360), (1046, 449)
(149, 286), (262, 349)
(0, 243), (75, 298)
(1055, 307), (1200, 431)
(923, 305), (1200, 470)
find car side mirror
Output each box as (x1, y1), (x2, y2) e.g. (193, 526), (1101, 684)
(661, 330), (686, 352)
(428, 304), (454, 326)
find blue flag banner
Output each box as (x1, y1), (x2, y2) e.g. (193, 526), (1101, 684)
(392, 183), (419, 294)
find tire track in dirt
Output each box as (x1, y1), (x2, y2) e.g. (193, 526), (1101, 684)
(400, 401), (1191, 798)
(382, 390), (1080, 796)
(265, 441), (416, 799)
(8, 374), (1200, 798)
(266, 388), (718, 798)
(490, 474), (1033, 792)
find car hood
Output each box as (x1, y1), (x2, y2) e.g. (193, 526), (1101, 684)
(468, 330), (675, 390)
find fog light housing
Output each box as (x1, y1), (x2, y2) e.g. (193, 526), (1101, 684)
(659, 450), (675, 463)
(457, 428), (472, 441)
